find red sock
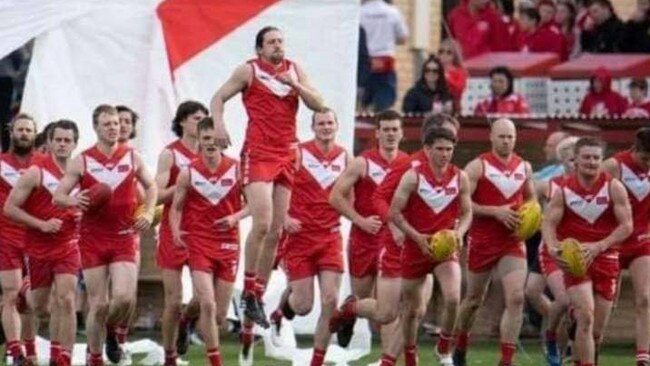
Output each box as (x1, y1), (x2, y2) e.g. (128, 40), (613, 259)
(404, 344), (418, 366)
(545, 330), (557, 342)
(244, 271), (256, 294)
(242, 322), (254, 345)
(206, 347), (222, 366)
(89, 352), (104, 366)
(380, 353), (397, 366)
(24, 338), (36, 358)
(637, 349), (650, 364)
(164, 349), (177, 366)
(116, 325), (129, 344)
(500, 342), (516, 364)
(437, 331), (453, 355)
(7, 340), (23, 359)
(455, 331), (470, 352)
(50, 341), (62, 362)
(59, 350), (72, 366)
(310, 348), (326, 366)
(255, 277), (267, 300)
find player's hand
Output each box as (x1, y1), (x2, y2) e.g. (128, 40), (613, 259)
(414, 233), (434, 259)
(550, 246), (571, 273)
(494, 205), (521, 230)
(284, 216), (302, 234)
(276, 71), (297, 87)
(355, 215), (382, 235)
(214, 215), (237, 231)
(39, 218), (63, 233)
(172, 229), (188, 248)
(389, 224), (405, 247)
(74, 190), (90, 211)
(213, 120), (231, 147)
(453, 230), (464, 251)
(133, 212), (153, 232)
(581, 242), (603, 267)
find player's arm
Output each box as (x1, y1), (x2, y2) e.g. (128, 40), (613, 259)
(214, 205), (250, 232)
(133, 152), (158, 230)
(210, 64), (251, 146)
(588, 179), (633, 255)
(541, 187), (565, 252)
(522, 162), (538, 202)
(169, 169), (190, 247)
(601, 158), (621, 179)
(534, 179), (549, 199)
(330, 157), (381, 234)
(4, 167), (60, 233)
(155, 149), (175, 205)
(464, 158), (520, 229)
(388, 170), (428, 252)
(456, 171), (473, 241)
(53, 155), (87, 210)
(287, 62), (325, 112)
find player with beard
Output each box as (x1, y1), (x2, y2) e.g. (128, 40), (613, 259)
(454, 118), (536, 366)
(4, 120), (81, 366)
(0, 113), (39, 365)
(542, 137), (632, 366)
(210, 26), (325, 327)
(155, 101), (207, 365)
(53, 105), (157, 366)
(169, 117), (247, 366)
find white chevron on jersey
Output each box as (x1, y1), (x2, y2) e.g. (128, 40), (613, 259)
(252, 63), (297, 98)
(41, 169), (79, 197)
(85, 153), (133, 190)
(620, 163), (650, 202)
(0, 161), (21, 187)
(366, 158), (387, 185)
(484, 160), (526, 199)
(190, 164), (237, 205)
(302, 149), (346, 190)
(564, 183), (610, 224)
(417, 173), (459, 214)
(173, 149), (192, 170)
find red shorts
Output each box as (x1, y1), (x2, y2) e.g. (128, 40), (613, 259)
(564, 253), (619, 301)
(348, 235), (380, 278)
(618, 238), (650, 270)
(378, 232), (402, 279)
(0, 242), (26, 271)
(29, 249), (80, 290)
(284, 231), (343, 281)
(156, 227), (189, 271)
(188, 241), (239, 283)
(539, 243), (560, 277)
(241, 145), (296, 188)
(401, 239), (458, 279)
(467, 237), (526, 273)
(79, 236), (137, 269)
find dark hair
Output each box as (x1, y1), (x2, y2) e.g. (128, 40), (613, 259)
(423, 126), (457, 146)
(499, 0), (515, 16)
(574, 136), (606, 154)
(420, 55), (452, 98)
(421, 113), (460, 134)
(116, 105), (139, 139)
(590, 0), (614, 13)
(197, 117), (214, 135)
(255, 26), (281, 50)
(312, 107), (338, 126)
(9, 112), (37, 132)
(171, 100), (208, 137)
(489, 66), (515, 97)
(521, 7), (541, 24)
(49, 119), (79, 143)
(557, 0), (577, 31)
(635, 128), (650, 153)
(630, 78), (648, 92)
(374, 109), (402, 128)
(92, 104), (117, 126)
(34, 122), (56, 149)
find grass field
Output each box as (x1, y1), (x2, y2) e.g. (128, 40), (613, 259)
(135, 333), (636, 365)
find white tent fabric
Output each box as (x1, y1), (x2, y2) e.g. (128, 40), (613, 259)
(0, 0), (370, 364)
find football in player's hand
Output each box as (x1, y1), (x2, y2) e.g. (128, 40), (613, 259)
(133, 204), (164, 226)
(429, 229), (458, 261)
(85, 183), (112, 213)
(559, 238), (587, 277)
(515, 200), (542, 240)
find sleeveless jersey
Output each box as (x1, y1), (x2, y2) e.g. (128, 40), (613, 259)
(613, 151), (650, 245)
(288, 140), (347, 233)
(159, 140), (197, 242)
(0, 152), (37, 248)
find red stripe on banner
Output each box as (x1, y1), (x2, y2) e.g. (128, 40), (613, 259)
(157, 0), (281, 72)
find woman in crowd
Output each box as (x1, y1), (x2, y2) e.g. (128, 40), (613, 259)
(474, 66), (530, 116)
(402, 54), (454, 115)
(556, 0), (581, 59)
(438, 38), (467, 113)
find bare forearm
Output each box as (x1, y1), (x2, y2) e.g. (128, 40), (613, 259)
(599, 223), (633, 251)
(233, 206), (250, 222)
(53, 193), (75, 208)
(3, 206), (43, 230)
(457, 211), (472, 237)
(330, 194), (363, 224)
(144, 186), (158, 213)
(472, 203), (497, 218)
(295, 83), (324, 111)
(390, 212), (419, 242)
(157, 186), (175, 205)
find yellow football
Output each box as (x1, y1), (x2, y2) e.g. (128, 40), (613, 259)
(134, 205), (164, 227)
(515, 200), (542, 240)
(428, 229), (458, 261)
(560, 238), (587, 277)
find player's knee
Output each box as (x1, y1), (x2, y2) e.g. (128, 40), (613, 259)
(250, 219), (271, 238)
(463, 295), (482, 312)
(376, 308), (398, 324)
(575, 306), (594, 330)
(32, 301), (49, 318)
(292, 299), (312, 316)
(112, 293), (134, 311)
(92, 302), (110, 319)
(200, 298), (216, 316)
(1, 289), (19, 304)
(636, 293), (650, 312)
(524, 283), (540, 300)
(164, 297), (183, 315)
(444, 296), (460, 313)
(507, 289), (525, 309)
(320, 292), (338, 312)
(58, 293), (76, 314)
(216, 308), (228, 327)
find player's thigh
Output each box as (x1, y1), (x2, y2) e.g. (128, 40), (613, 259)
(317, 270), (342, 307)
(629, 256), (650, 304)
(434, 261), (461, 301)
(214, 278), (234, 323)
(525, 272), (546, 296)
(82, 266), (109, 301)
(243, 182), (274, 222)
(402, 277), (426, 311)
(351, 275), (375, 299)
(0, 269), (23, 295)
(270, 184), (292, 229)
(161, 269), (184, 301)
(108, 261), (138, 300)
(289, 276), (315, 310)
(191, 271), (215, 305)
(375, 276), (401, 315)
(464, 270), (492, 301)
(53, 273), (78, 299)
(546, 271), (568, 302)
(28, 286), (51, 315)
(498, 256), (527, 301)
(567, 282), (595, 319)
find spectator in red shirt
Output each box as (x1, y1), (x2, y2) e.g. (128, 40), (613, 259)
(538, 0), (557, 28)
(447, 0), (509, 59)
(578, 67), (628, 117)
(438, 38), (468, 112)
(517, 8), (567, 60)
(402, 55), (454, 115)
(474, 66), (530, 115)
(624, 78), (650, 118)
(556, 0), (581, 58)
(494, 0), (521, 51)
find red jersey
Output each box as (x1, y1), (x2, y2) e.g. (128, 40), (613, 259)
(518, 26), (567, 60)
(447, 0), (508, 58)
(242, 58), (300, 151)
(80, 145), (138, 242)
(0, 152), (37, 248)
(623, 99), (650, 118)
(557, 172), (618, 254)
(403, 163), (460, 237)
(474, 94), (530, 116)
(288, 140), (347, 233)
(373, 149), (428, 222)
(182, 156), (241, 250)
(613, 151), (650, 245)
(159, 140), (197, 241)
(23, 154), (79, 259)
(350, 148), (409, 241)
(469, 152), (528, 246)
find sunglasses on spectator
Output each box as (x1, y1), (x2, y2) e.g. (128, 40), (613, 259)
(424, 67), (439, 73)
(439, 49), (454, 55)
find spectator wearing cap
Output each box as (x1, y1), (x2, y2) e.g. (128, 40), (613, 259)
(447, 0), (509, 59)
(517, 7), (567, 60)
(578, 66), (628, 117)
(474, 66), (530, 116)
(580, 0), (625, 53)
(622, 0), (650, 53)
(360, 0), (409, 111)
(623, 79), (650, 118)
(402, 55), (454, 115)
(555, 0), (581, 58)
(438, 38), (468, 112)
